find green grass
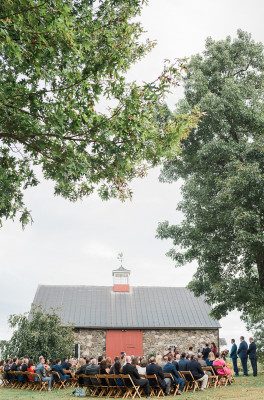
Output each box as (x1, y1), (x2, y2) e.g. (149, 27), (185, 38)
(0, 375), (264, 400)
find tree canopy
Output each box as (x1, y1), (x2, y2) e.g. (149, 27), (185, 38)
(157, 30), (264, 321)
(0, 0), (199, 227)
(0, 306), (74, 362)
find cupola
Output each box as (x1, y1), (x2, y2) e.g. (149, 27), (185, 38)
(112, 253), (130, 292)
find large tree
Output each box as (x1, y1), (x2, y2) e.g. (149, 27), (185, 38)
(0, 306), (74, 362)
(157, 30), (264, 321)
(0, 0), (198, 227)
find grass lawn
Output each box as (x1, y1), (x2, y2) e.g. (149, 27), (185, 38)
(0, 375), (264, 400)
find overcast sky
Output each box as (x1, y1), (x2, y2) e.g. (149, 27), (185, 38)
(1, 0), (264, 348)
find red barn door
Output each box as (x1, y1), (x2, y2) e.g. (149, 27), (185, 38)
(106, 330), (143, 360)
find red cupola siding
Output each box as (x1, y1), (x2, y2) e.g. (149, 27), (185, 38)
(112, 266), (130, 292)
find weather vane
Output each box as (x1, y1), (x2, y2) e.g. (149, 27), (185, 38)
(117, 252), (124, 267)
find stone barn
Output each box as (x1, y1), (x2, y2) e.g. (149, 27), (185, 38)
(32, 266), (220, 359)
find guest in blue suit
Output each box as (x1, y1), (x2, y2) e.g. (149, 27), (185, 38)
(163, 355), (185, 394)
(237, 336), (248, 376)
(230, 339), (239, 376)
(248, 337), (257, 377)
(178, 353), (190, 372)
(52, 359), (70, 383)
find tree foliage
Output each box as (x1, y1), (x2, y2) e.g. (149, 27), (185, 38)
(246, 312), (264, 364)
(157, 30), (264, 321)
(0, 0), (199, 227)
(0, 306), (74, 362)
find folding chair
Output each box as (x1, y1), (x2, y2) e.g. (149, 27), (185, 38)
(64, 369), (78, 387)
(11, 371), (21, 388)
(50, 370), (67, 389)
(0, 371), (9, 387)
(105, 374), (120, 397)
(180, 371), (199, 392)
(120, 374), (141, 399)
(26, 372), (36, 390)
(214, 366), (232, 386)
(163, 372), (180, 395)
(202, 366), (219, 388)
(145, 374), (164, 397)
(30, 373), (48, 391)
(20, 371), (30, 389)
(89, 375), (101, 396)
(97, 374), (110, 397)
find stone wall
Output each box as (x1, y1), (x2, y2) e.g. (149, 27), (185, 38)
(143, 329), (219, 357)
(74, 328), (219, 357)
(74, 329), (106, 356)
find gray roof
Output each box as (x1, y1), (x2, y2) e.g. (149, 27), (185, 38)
(32, 285), (221, 329)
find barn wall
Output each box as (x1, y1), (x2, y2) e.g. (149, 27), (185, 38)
(74, 329), (106, 356)
(74, 328), (219, 358)
(143, 329), (219, 357)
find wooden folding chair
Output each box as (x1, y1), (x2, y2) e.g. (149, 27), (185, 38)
(20, 371), (30, 389)
(163, 372), (180, 395)
(26, 372), (36, 390)
(50, 371), (67, 390)
(64, 369), (78, 387)
(120, 374), (141, 399)
(214, 366), (232, 386)
(105, 374), (120, 397)
(180, 371), (199, 392)
(11, 371), (21, 388)
(30, 373), (48, 391)
(96, 374), (110, 397)
(145, 374), (164, 397)
(0, 371), (9, 387)
(202, 366), (219, 388)
(89, 375), (101, 396)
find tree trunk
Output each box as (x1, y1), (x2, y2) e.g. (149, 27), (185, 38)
(256, 256), (264, 291)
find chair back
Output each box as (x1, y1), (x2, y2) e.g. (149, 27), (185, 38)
(145, 374), (158, 387)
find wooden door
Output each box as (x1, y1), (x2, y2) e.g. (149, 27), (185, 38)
(106, 330), (143, 360)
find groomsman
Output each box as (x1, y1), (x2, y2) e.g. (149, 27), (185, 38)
(247, 337), (257, 377)
(237, 336), (248, 376)
(230, 339), (239, 376)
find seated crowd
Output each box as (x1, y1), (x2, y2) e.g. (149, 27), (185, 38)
(0, 342), (233, 396)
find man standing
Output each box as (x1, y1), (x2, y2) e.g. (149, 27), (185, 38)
(247, 337), (257, 377)
(230, 339), (239, 376)
(198, 343), (204, 353)
(163, 355), (185, 395)
(122, 356), (151, 398)
(146, 357), (171, 396)
(202, 344), (211, 360)
(237, 336), (248, 376)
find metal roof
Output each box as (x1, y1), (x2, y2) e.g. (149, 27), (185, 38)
(32, 285), (221, 329)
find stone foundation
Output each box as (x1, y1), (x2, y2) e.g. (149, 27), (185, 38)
(143, 329), (219, 357)
(74, 328), (219, 357)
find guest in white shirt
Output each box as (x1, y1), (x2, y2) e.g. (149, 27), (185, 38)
(138, 359), (148, 375)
